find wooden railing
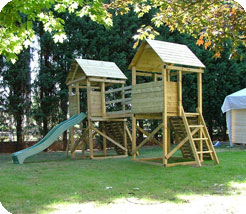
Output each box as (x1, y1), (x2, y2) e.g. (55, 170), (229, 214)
(105, 85), (132, 115)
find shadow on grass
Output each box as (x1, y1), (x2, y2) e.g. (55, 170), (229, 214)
(1, 145), (246, 213)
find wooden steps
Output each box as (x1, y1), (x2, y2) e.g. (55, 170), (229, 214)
(181, 108), (219, 166)
(168, 108), (219, 167)
(104, 121), (132, 155)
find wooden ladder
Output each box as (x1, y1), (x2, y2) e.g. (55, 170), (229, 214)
(181, 107), (219, 167)
(169, 117), (194, 159)
(104, 121), (132, 155)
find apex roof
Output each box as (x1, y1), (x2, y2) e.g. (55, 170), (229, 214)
(66, 59), (127, 84)
(129, 39), (205, 70)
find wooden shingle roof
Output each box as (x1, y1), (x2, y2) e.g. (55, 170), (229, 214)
(129, 39), (205, 70)
(76, 59), (126, 79)
(66, 59), (127, 84)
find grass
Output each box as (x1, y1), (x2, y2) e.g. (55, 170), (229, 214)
(1, 144), (246, 213)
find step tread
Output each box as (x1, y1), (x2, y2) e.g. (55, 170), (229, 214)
(189, 125), (204, 128)
(197, 150), (213, 154)
(193, 138), (208, 140)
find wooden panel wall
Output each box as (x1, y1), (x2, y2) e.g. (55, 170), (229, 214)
(167, 82), (178, 114)
(132, 81), (178, 114)
(69, 95), (78, 116)
(90, 91), (102, 117)
(232, 109), (246, 144)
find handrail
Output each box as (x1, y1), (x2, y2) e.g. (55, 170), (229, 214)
(105, 85), (132, 94)
(104, 85), (132, 115)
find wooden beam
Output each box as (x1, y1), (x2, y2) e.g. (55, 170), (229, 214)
(106, 110), (132, 115)
(71, 64), (79, 81)
(197, 72), (203, 161)
(135, 114), (162, 119)
(162, 64), (168, 166)
(132, 66), (137, 160)
(87, 80), (94, 159)
(92, 127), (127, 151)
(102, 122), (107, 156)
(101, 82), (106, 118)
(105, 86), (132, 94)
(197, 72), (202, 113)
(105, 98), (131, 105)
(136, 72), (162, 78)
(166, 65), (204, 73)
(76, 84), (80, 114)
(178, 70), (182, 116)
(73, 85), (100, 90)
(88, 77), (125, 84)
(92, 155), (128, 160)
(67, 76), (86, 86)
(123, 121), (128, 155)
(125, 125), (132, 142)
(136, 125), (162, 147)
(70, 127), (89, 153)
(133, 159), (163, 167)
(166, 161), (197, 167)
(132, 123), (163, 155)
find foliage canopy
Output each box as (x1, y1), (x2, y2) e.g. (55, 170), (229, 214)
(0, 0), (245, 62)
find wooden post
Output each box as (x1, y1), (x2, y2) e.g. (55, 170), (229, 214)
(76, 83), (80, 114)
(87, 80), (94, 159)
(167, 125), (171, 153)
(121, 83), (125, 111)
(162, 64), (168, 166)
(178, 70), (182, 116)
(197, 72), (202, 113)
(197, 72), (203, 161)
(101, 82), (106, 118)
(123, 121), (128, 156)
(69, 86), (75, 157)
(132, 66), (137, 160)
(167, 69), (171, 82)
(102, 122), (107, 156)
(153, 73), (157, 82)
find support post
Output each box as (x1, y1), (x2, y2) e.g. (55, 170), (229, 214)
(123, 121), (128, 156)
(102, 122), (107, 156)
(69, 86), (75, 157)
(167, 125), (171, 153)
(162, 64), (168, 166)
(178, 70), (182, 116)
(197, 72), (203, 161)
(101, 82), (106, 118)
(121, 83), (125, 111)
(197, 72), (202, 113)
(132, 66), (137, 160)
(76, 83), (80, 114)
(153, 73), (158, 82)
(87, 80), (94, 159)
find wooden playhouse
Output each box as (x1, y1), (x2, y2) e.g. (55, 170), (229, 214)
(128, 39), (219, 167)
(66, 59), (132, 159)
(66, 39), (219, 167)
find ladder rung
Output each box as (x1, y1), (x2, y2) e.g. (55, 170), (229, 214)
(185, 112), (199, 117)
(197, 151), (213, 154)
(189, 125), (204, 128)
(193, 138), (208, 141)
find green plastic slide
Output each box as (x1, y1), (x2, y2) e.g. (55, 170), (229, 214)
(12, 112), (87, 164)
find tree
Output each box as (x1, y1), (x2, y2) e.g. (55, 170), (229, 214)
(0, 0), (112, 62)
(111, 0), (246, 58)
(0, 50), (31, 149)
(0, 0), (245, 62)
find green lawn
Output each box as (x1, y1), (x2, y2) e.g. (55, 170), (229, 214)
(1, 145), (246, 213)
